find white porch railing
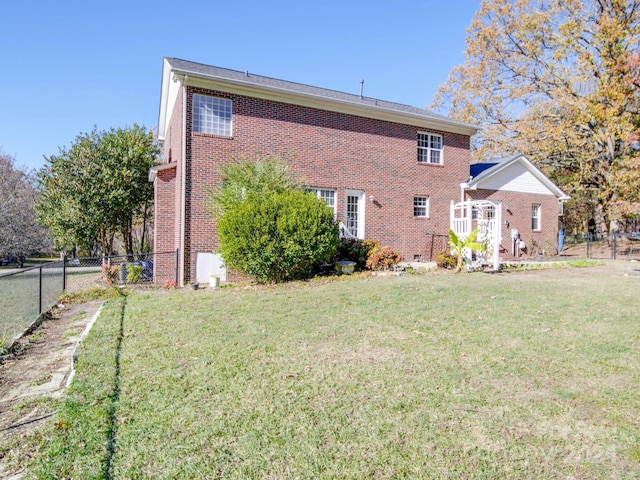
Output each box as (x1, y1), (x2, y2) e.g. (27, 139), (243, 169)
(450, 200), (501, 270)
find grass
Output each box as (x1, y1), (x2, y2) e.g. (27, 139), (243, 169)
(0, 265), (68, 352)
(14, 267), (640, 478)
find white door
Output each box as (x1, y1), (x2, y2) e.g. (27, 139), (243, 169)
(345, 190), (365, 239)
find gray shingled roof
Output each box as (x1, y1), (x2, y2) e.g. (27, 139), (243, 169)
(166, 57), (474, 129)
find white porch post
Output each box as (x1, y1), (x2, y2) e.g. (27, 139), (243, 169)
(493, 203), (502, 271)
(450, 201), (455, 232)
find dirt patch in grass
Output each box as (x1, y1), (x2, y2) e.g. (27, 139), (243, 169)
(0, 299), (103, 476)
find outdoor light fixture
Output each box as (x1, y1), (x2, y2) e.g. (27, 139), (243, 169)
(369, 195), (375, 203)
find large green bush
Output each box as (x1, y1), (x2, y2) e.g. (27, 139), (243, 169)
(218, 189), (339, 283)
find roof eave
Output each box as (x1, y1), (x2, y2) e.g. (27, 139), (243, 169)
(167, 66), (479, 136)
(148, 162), (176, 182)
(466, 154), (570, 200)
(158, 58), (172, 141)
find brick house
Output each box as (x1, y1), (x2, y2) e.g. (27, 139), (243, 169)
(150, 57), (567, 284)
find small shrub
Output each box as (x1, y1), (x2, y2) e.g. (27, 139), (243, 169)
(435, 250), (457, 269)
(334, 239), (371, 270)
(335, 239), (402, 271)
(163, 279), (177, 289)
(365, 244), (403, 271)
(126, 265), (143, 284)
(101, 263), (120, 285)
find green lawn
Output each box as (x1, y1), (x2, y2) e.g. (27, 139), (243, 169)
(18, 267), (640, 478)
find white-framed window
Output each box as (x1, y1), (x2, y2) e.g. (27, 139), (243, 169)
(417, 132), (443, 164)
(193, 94), (232, 136)
(486, 206), (496, 220)
(532, 204), (541, 231)
(307, 188), (336, 217)
(413, 196), (429, 217)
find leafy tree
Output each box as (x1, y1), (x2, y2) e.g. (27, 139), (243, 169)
(433, 0), (640, 232)
(208, 155), (300, 217)
(0, 150), (51, 264)
(218, 189), (339, 283)
(37, 125), (159, 257)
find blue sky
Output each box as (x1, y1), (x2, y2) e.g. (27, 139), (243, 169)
(1, 1), (480, 172)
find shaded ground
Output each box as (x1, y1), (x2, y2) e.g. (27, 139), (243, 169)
(0, 300), (103, 478)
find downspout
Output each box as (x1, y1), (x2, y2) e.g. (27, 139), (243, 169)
(179, 74), (189, 287)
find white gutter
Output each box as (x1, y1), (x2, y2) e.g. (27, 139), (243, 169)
(148, 162), (176, 182)
(179, 74), (189, 287)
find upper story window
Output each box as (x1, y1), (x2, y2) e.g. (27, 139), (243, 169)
(531, 204), (541, 231)
(307, 188), (337, 217)
(193, 94), (232, 136)
(413, 196), (429, 217)
(417, 132), (443, 164)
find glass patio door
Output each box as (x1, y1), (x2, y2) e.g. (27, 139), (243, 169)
(345, 190), (365, 239)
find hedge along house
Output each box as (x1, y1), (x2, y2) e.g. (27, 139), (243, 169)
(149, 57), (565, 285)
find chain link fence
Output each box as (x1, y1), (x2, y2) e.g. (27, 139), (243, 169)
(562, 232), (640, 260)
(0, 261), (65, 353)
(1, 250), (178, 353)
(64, 251), (179, 293)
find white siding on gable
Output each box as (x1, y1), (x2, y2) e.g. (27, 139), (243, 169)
(476, 163), (555, 195)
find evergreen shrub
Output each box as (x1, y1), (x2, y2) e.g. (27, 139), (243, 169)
(218, 189), (339, 283)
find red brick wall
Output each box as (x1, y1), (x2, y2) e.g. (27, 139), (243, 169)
(466, 189), (561, 258)
(167, 86), (472, 282)
(153, 166), (177, 283)
(153, 87), (184, 283)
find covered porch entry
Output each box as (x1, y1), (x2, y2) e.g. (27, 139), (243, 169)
(450, 200), (502, 270)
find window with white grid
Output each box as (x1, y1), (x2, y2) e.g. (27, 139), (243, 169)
(307, 188), (336, 217)
(413, 196), (429, 217)
(417, 132), (443, 164)
(531, 204), (541, 231)
(193, 94), (232, 136)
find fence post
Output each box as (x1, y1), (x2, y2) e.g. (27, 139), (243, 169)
(612, 233), (617, 260)
(39, 266), (43, 315)
(175, 249), (179, 286)
(429, 234), (435, 261)
(62, 253), (67, 292)
(587, 234), (591, 258)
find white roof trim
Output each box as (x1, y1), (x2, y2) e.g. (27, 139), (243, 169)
(467, 154), (570, 201)
(148, 162), (176, 182)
